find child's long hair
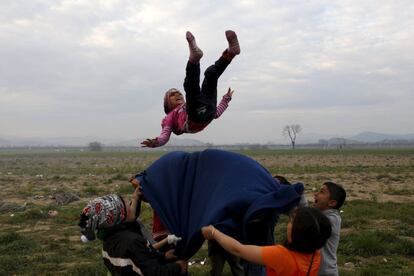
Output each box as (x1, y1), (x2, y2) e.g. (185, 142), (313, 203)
(284, 207), (331, 253)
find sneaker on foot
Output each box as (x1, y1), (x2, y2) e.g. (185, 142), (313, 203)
(186, 31), (203, 63)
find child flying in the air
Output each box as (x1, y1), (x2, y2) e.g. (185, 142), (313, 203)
(141, 30), (240, 148)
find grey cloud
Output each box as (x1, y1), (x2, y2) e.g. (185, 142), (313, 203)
(1, 0), (413, 143)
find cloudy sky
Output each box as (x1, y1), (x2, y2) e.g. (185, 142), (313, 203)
(1, 0), (413, 144)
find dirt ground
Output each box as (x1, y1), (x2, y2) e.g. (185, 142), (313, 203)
(0, 149), (413, 275)
(1, 149), (413, 208)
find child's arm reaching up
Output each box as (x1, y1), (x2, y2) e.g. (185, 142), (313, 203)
(125, 186), (142, 222)
(215, 87), (234, 119)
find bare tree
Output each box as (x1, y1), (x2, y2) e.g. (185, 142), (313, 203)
(283, 124), (302, 149)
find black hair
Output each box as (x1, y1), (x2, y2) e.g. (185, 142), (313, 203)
(78, 213), (88, 228)
(78, 213), (96, 241)
(273, 175), (291, 185)
(324, 182), (346, 209)
(284, 207), (332, 253)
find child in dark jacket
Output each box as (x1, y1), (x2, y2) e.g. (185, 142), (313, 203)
(78, 188), (186, 275)
(102, 221), (186, 275)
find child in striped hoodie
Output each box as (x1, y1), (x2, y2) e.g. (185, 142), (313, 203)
(141, 30), (240, 148)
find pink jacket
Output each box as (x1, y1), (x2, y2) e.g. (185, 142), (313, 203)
(153, 94), (232, 147)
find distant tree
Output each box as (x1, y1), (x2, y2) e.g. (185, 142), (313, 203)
(88, 141), (103, 151)
(283, 124), (302, 149)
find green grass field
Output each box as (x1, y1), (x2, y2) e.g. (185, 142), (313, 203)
(1, 148), (413, 275)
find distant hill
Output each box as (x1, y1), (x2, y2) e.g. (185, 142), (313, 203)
(1, 131), (414, 147)
(323, 137), (362, 145)
(349, 132), (414, 143)
(0, 135), (206, 147)
(314, 132), (414, 146)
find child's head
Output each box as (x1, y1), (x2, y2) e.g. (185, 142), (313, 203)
(314, 182), (346, 210)
(285, 207), (332, 253)
(78, 194), (135, 241)
(164, 88), (184, 114)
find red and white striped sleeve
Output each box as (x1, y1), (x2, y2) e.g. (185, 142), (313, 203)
(214, 93), (232, 119)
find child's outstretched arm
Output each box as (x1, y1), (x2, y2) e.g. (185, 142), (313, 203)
(141, 121), (173, 148)
(141, 127), (172, 148)
(141, 138), (160, 148)
(201, 225), (264, 265)
(152, 235), (182, 250)
(126, 186), (142, 221)
(130, 186), (141, 204)
(215, 87), (234, 119)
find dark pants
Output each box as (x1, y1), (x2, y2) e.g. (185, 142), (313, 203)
(242, 214), (279, 276)
(208, 241), (244, 276)
(183, 57), (230, 124)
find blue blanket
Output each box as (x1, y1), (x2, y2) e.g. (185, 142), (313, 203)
(136, 149), (303, 258)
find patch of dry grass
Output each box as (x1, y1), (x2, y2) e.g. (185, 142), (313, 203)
(1, 148), (413, 275)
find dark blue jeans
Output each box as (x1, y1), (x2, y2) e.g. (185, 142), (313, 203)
(183, 57), (230, 124)
(243, 214), (279, 276)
